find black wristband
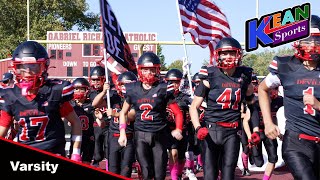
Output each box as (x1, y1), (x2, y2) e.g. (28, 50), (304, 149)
(195, 126), (201, 133)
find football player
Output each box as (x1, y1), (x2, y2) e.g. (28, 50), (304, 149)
(240, 75), (261, 176)
(0, 41), (82, 162)
(259, 15), (320, 180)
(251, 87), (283, 179)
(190, 37), (256, 180)
(165, 69), (197, 180)
(118, 52), (183, 180)
(92, 71), (137, 177)
(69, 78), (95, 164)
(88, 66), (110, 169)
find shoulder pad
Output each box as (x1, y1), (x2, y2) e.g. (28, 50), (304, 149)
(50, 79), (74, 103)
(268, 55), (292, 74)
(198, 65), (208, 79)
(239, 66), (253, 74)
(123, 81), (137, 96)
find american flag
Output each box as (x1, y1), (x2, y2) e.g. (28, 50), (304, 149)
(177, 0), (231, 64)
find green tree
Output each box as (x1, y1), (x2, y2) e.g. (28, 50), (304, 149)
(167, 59), (183, 71)
(242, 47), (295, 76)
(0, 0), (100, 59)
(157, 44), (168, 71)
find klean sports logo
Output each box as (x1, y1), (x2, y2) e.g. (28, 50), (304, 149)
(245, 3), (310, 52)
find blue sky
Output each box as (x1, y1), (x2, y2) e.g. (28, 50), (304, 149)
(87, 0), (320, 74)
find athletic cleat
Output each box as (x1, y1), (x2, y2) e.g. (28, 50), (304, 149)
(185, 169), (197, 180)
(196, 164), (203, 172)
(241, 168), (251, 176)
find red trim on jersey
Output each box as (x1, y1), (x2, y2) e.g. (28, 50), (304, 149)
(62, 84), (74, 96)
(60, 101), (74, 117)
(25, 94), (37, 101)
(0, 110), (13, 128)
(168, 102), (183, 131)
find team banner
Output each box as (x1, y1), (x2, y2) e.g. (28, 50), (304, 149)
(99, 0), (137, 75)
(0, 138), (128, 178)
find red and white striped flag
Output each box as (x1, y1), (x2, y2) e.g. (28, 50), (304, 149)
(177, 0), (231, 64)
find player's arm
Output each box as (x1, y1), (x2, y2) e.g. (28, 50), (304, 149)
(242, 104), (260, 144)
(127, 108), (136, 122)
(118, 100), (130, 147)
(167, 101), (183, 140)
(259, 73), (281, 139)
(190, 80), (208, 129)
(0, 110), (12, 137)
(60, 101), (82, 162)
(242, 104), (252, 138)
(245, 83), (255, 103)
(190, 80), (209, 140)
(92, 83), (109, 108)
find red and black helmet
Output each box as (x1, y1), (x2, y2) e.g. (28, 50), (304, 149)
(294, 15), (320, 61)
(11, 41), (50, 93)
(116, 71), (137, 97)
(137, 52), (161, 84)
(165, 69), (183, 81)
(72, 78), (90, 100)
(89, 66), (106, 90)
(192, 72), (201, 83)
(214, 37), (243, 69)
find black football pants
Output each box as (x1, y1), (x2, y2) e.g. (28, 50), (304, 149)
(108, 132), (135, 177)
(202, 124), (240, 180)
(203, 123), (240, 180)
(282, 130), (320, 180)
(93, 126), (109, 162)
(134, 130), (168, 180)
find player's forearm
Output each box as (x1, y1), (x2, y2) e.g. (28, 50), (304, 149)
(190, 104), (201, 129)
(242, 119), (252, 138)
(0, 126), (9, 137)
(258, 89), (273, 125)
(119, 110), (127, 134)
(127, 109), (136, 122)
(92, 90), (106, 108)
(70, 118), (82, 150)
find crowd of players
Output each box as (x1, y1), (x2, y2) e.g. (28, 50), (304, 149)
(0, 14), (320, 180)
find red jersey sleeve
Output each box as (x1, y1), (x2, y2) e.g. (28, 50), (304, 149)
(59, 101), (74, 117)
(0, 110), (13, 128)
(168, 102), (183, 131)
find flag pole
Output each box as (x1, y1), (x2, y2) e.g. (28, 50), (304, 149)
(175, 0), (194, 98)
(103, 48), (111, 113)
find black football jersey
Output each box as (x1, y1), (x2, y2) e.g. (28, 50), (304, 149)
(124, 81), (175, 132)
(255, 96), (283, 129)
(71, 100), (95, 137)
(2, 79), (74, 150)
(88, 89), (110, 127)
(108, 90), (134, 133)
(195, 66), (253, 123)
(166, 91), (192, 129)
(269, 56), (320, 137)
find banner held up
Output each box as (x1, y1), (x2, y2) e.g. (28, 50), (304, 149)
(99, 0), (137, 75)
